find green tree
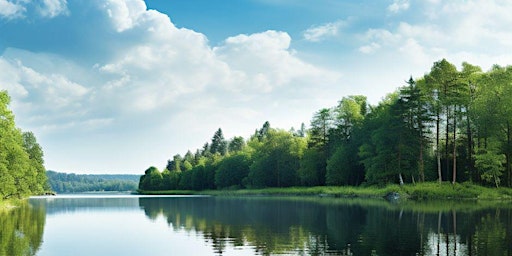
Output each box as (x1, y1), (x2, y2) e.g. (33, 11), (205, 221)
(298, 148), (325, 186)
(302, 108), (334, 186)
(359, 93), (419, 184)
(139, 166), (163, 190)
(425, 59), (459, 183)
(326, 95), (367, 186)
(332, 96), (366, 143)
(247, 129), (306, 188)
(228, 136), (245, 153)
(473, 65), (512, 186)
(256, 121), (271, 141)
(326, 140), (364, 186)
(210, 128), (228, 155)
(0, 90), (40, 199)
(475, 149), (505, 188)
(22, 132), (48, 194)
(162, 169), (179, 190)
(166, 154), (182, 172)
(459, 62), (482, 182)
(308, 108), (333, 149)
(215, 153), (250, 189)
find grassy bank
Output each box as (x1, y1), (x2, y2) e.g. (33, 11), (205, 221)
(138, 182), (512, 200)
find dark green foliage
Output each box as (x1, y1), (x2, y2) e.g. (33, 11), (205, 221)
(308, 108), (333, 149)
(326, 142), (364, 186)
(298, 148), (325, 186)
(47, 171), (139, 193)
(139, 167), (163, 191)
(215, 154), (250, 189)
(161, 169), (179, 190)
(210, 128), (228, 155)
(228, 136), (245, 153)
(256, 121), (271, 141)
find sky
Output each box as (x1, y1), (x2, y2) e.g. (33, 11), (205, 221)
(1, 0), (512, 174)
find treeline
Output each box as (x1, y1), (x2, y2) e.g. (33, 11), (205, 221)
(46, 171), (139, 193)
(0, 91), (48, 199)
(139, 59), (512, 191)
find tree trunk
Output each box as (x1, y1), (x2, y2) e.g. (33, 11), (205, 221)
(467, 112), (473, 182)
(445, 106), (450, 181)
(507, 121), (511, 187)
(437, 112), (442, 183)
(419, 137), (425, 182)
(453, 106), (457, 184)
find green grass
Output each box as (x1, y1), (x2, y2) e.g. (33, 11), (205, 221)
(399, 182), (512, 200)
(138, 182), (512, 201)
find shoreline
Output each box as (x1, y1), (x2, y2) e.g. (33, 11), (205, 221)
(137, 182), (512, 201)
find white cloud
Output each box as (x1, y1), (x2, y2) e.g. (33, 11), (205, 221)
(215, 30), (338, 93)
(356, 0), (512, 73)
(0, 58), (28, 97)
(0, 55), (91, 133)
(359, 42), (381, 54)
(387, 0), (410, 13)
(103, 0), (155, 32)
(0, 0), (26, 19)
(303, 20), (346, 42)
(39, 0), (69, 18)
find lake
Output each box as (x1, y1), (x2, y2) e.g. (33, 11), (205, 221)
(1, 195), (511, 255)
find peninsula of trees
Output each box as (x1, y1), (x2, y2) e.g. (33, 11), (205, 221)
(0, 91), (48, 200)
(139, 59), (512, 192)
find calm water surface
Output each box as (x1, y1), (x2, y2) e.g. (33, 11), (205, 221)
(1, 195), (512, 255)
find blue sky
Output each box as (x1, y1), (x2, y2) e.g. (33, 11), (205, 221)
(1, 0), (512, 174)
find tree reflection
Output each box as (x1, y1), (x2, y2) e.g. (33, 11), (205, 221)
(138, 197), (512, 256)
(0, 201), (46, 256)
(471, 210), (507, 255)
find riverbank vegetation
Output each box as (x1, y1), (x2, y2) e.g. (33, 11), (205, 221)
(0, 91), (48, 201)
(138, 59), (512, 198)
(139, 182), (512, 200)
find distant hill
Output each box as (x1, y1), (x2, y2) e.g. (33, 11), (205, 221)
(46, 171), (141, 193)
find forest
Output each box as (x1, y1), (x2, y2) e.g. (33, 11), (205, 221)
(137, 59), (512, 191)
(46, 171), (139, 193)
(0, 91), (48, 200)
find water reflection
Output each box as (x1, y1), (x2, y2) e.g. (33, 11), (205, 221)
(138, 197), (512, 256)
(4, 196), (511, 255)
(0, 202), (46, 256)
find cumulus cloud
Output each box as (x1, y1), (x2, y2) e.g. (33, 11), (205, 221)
(359, 42), (381, 54)
(357, 0), (512, 71)
(215, 30), (338, 93)
(38, 0), (69, 18)
(96, 1), (227, 112)
(0, 0), (26, 19)
(0, 0), (69, 19)
(0, 0), (342, 173)
(303, 20), (346, 42)
(387, 0), (410, 13)
(0, 56), (90, 124)
(103, 0), (149, 32)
